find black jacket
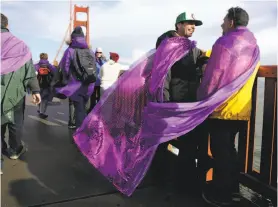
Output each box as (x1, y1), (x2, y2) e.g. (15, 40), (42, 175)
(156, 30), (208, 102)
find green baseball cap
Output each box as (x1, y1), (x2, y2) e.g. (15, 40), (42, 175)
(176, 12), (203, 26)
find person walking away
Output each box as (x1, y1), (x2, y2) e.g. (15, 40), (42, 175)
(1, 13), (41, 174)
(35, 53), (57, 119)
(56, 26), (96, 128)
(100, 52), (122, 95)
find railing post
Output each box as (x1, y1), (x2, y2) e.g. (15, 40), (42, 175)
(270, 111), (277, 188)
(260, 78), (277, 184)
(246, 78), (258, 173)
(238, 65), (277, 204)
(238, 121), (250, 173)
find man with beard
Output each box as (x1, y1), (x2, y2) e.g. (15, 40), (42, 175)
(153, 12), (210, 195)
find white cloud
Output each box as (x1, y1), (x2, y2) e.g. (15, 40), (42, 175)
(255, 27), (278, 64)
(2, 0), (277, 65)
(256, 27), (278, 55)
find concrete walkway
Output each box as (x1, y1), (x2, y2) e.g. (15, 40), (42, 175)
(1, 97), (258, 207)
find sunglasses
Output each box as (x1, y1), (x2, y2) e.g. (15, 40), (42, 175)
(96, 52), (102, 54)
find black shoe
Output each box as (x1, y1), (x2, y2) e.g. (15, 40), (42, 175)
(202, 190), (241, 207)
(202, 191), (231, 207)
(39, 113), (48, 119)
(9, 145), (27, 160)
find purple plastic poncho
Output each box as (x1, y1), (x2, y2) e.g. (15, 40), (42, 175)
(1, 31), (32, 75)
(73, 27), (259, 196)
(55, 37), (95, 101)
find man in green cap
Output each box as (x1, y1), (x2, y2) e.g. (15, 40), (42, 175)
(156, 11), (207, 100)
(153, 11), (210, 196)
(156, 12), (203, 47)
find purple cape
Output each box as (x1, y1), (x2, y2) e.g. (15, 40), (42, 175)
(1, 31), (32, 75)
(55, 37), (94, 101)
(73, 27), (259, 196)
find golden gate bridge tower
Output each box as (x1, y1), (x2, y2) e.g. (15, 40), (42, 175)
(53, 0), (90, 66)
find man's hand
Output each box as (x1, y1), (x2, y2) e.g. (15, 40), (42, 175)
(32, 93), (41, 105)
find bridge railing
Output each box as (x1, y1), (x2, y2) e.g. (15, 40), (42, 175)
(206, 65), (277, 203)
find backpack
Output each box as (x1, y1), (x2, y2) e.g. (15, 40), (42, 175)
(37, 64), (52, 88)
(71, 48), (97, 84)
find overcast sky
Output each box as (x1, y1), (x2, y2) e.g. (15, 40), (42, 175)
(2, 0), (277, 66)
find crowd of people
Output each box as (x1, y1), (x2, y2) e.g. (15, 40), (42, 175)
(1, 6), (261, 206)
(29, 26), (125, 127)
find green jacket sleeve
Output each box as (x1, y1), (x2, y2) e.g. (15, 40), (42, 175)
(24, 59), (40, 93)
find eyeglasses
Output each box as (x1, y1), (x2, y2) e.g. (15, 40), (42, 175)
(96, 52), (102, 54)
